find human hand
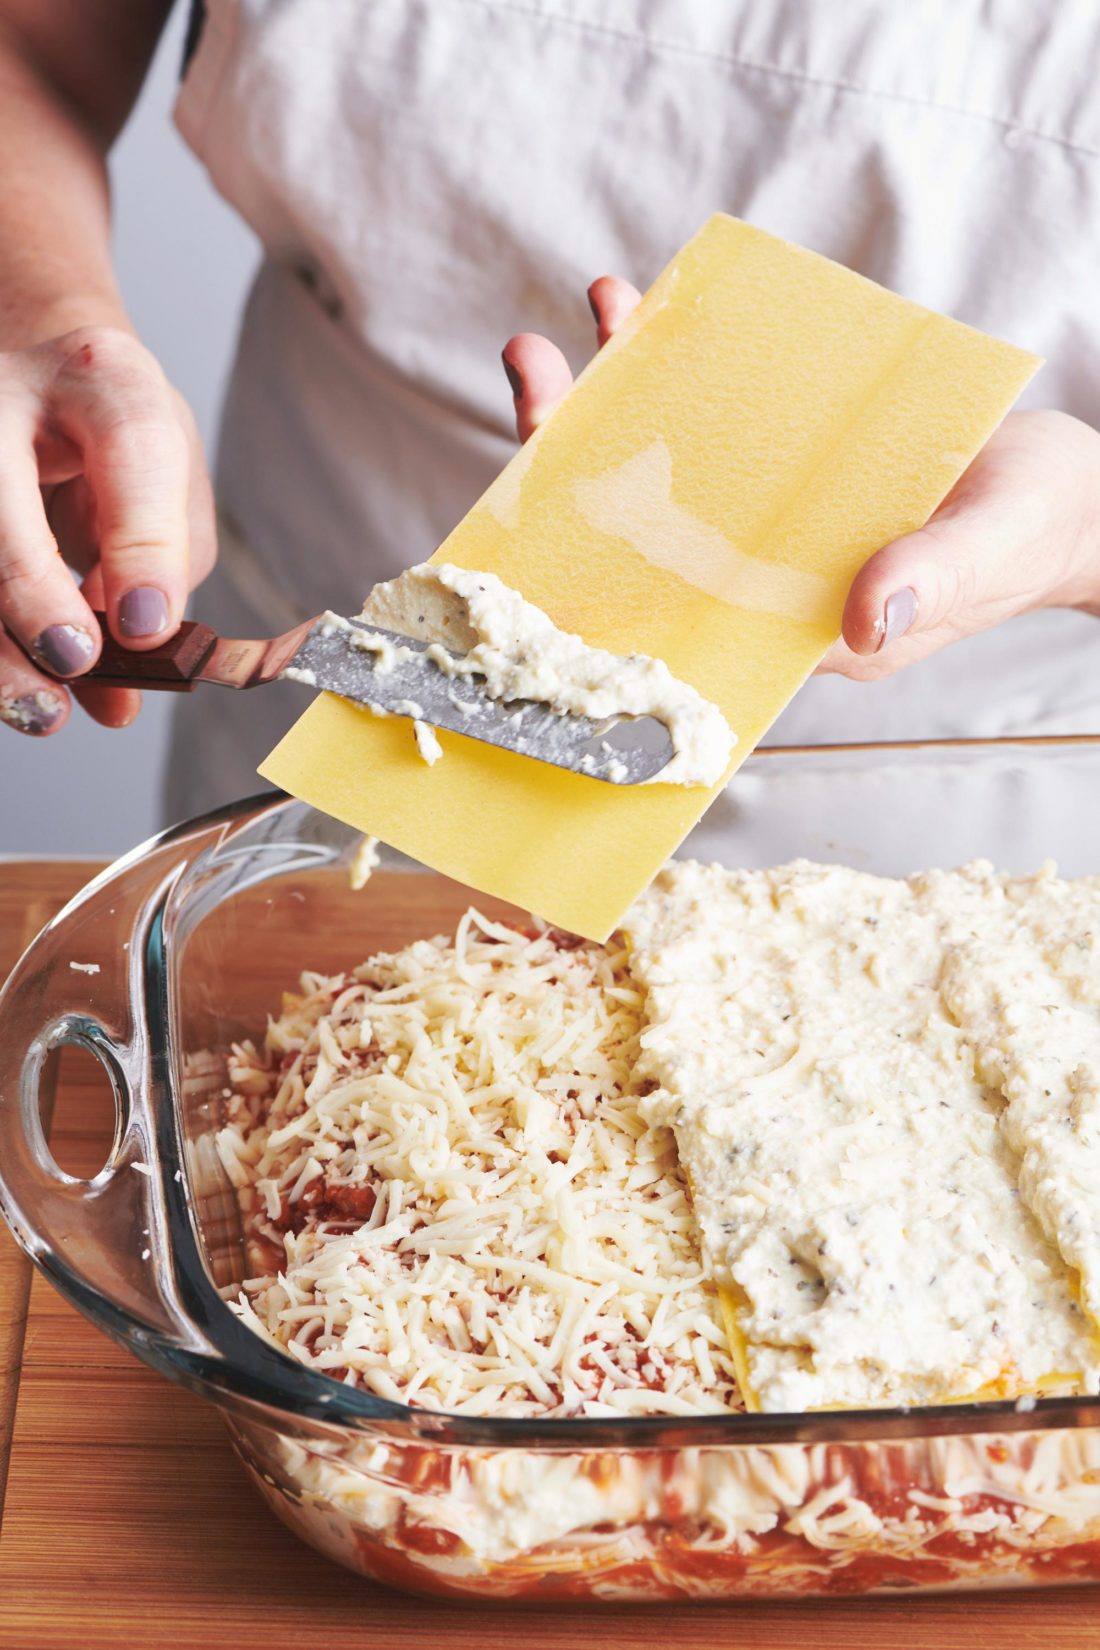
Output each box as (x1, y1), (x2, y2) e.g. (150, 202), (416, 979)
(501, 279), (1100, 680)
(0, 326), (215, 736)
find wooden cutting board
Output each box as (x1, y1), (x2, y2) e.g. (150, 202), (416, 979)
(2, 859), (1100, 1649)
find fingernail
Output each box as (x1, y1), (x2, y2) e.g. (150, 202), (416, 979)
(501, 353), (523, 398)
(0, 688), (64, 735)
(587, 289), (600, 322)
(875, 587), (919, 653)
(118, 587), (169, 638)
(34, 622), (96, 677)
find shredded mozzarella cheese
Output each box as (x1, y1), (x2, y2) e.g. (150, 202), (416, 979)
(218, 914), (740, 1417)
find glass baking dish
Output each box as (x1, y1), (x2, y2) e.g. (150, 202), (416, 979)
(4, 736), (1100, 1603)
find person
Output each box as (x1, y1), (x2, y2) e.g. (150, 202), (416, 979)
(0, 1), (1097, 836)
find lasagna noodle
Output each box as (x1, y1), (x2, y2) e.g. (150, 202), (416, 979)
(259, 214), (1039, 943)
(625, 860), (1100, 1414)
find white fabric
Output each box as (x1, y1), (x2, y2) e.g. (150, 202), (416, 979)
(169, 0), (1100, 831)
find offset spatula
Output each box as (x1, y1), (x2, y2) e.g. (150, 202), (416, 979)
(65, 612), (674, 785)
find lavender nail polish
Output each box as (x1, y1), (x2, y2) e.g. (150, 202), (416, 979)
(0, 688), (64, 735)
(118, 587), (169, 638)
(35, 622), (96, 677)
(876, 588), (919, 652)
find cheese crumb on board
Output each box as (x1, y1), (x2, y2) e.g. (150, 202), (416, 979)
(360, 562), (736, 787)
(217, 915), (740, 1418)
(624, 860), (1100, 1413)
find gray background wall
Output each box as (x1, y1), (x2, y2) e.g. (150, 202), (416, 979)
(0, 4), (258, 856)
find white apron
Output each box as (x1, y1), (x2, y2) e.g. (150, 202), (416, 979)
(169, 0), (1100, 848)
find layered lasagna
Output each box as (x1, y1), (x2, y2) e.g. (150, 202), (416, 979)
(215, 859), (1100, 1596)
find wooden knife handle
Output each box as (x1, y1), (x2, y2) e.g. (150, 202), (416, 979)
(88, 613), (218, 691)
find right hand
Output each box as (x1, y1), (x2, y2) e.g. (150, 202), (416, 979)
(0, 325), (216, 737)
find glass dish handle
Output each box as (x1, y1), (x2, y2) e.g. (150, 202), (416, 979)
(0, 856), (201, 1349)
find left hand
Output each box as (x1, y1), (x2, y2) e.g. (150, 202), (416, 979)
(501, 277), (1100, 681)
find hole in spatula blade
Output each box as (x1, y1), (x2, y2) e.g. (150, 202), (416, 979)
(577, 716), (674, 783)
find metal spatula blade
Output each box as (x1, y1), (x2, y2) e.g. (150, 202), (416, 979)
(74, 612), (675, 785)
(285, 616), (674, 784)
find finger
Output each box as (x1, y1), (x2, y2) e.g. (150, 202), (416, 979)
(587, 275), (643, 347)
(0, 627), (70, 737)
(825, 518), (978, 679)
(837, 512), (1039, 682)
(69, 561), (141, 727)
(71, 678), (142, 728)
(0, 410), (101, 677)
(45, 477), (100, 574)
(188, 467), (218, 585)
(176, 395), (218, 585)
(46, 459), (213, 719)
(53, 329), (190, 649)
(837, 422), (1059, 663)
(841, 509), (1001, 660)
(842, 551), (923, 660)
(501, 333), (575, 443)
(46, 399), (214, 590)
(814, 638), (852, 676)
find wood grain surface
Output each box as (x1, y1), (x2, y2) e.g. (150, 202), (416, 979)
(2, 858), (1100, 1649)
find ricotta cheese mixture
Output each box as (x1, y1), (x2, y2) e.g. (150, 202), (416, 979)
(625, 860), (1100, 1413)
(357, 561), (736, 787)
(217, 912), (739, 1417)
(412, 719), (443, 766)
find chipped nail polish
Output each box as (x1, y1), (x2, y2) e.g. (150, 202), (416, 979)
(35, 622), (96, 677)
(501, 354), (523, 397)
(118, 587), (169, 638)
(875, 588), (919, 653)
(0, 688), (64, 734)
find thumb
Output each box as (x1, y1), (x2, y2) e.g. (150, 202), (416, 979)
(52, 329), (191, 650)
(833, 408), (1096, 673)
(841, 508), (1009, 660)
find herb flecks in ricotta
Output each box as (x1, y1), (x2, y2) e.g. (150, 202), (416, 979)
(625, 860), (1100, 1413)
(359, 562), (736, 787)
